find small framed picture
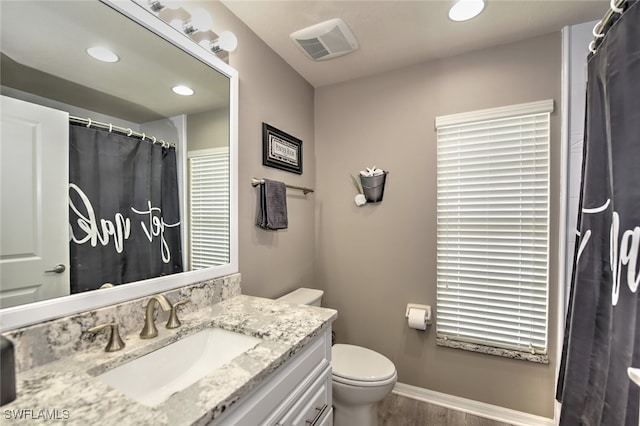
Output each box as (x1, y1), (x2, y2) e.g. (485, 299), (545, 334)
(262, 123), (303, 175)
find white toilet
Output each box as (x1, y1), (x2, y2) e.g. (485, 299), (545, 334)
(277, 288), (397, 426)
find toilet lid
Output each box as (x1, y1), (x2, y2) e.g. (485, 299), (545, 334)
(331, 344), (396, 382)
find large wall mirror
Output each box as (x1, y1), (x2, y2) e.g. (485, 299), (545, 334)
(0, 0), (238, 330)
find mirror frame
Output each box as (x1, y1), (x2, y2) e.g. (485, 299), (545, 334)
(0, 0), (239, 331)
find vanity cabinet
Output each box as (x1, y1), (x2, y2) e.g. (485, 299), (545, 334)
(210, 327), (333, 426)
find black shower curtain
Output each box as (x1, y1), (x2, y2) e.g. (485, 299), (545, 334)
(557, 1), (640, 425)
(68, 124), (183, 293)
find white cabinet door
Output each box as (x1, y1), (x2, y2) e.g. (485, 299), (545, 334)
(277, 369), (331, 426)
(0, 95), (69, 308)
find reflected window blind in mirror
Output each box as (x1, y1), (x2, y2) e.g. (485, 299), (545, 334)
(434, 100), (553, 359)
(188, 148), (230, 269)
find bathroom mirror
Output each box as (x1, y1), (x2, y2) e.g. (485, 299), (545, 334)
(0, 0), (238, 330)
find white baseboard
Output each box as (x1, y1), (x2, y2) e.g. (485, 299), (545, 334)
(392, 383), (555, 426)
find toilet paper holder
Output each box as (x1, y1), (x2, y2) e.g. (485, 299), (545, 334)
(405, 303), (433, 325)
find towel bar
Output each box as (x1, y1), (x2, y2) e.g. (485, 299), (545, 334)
(251, 178), (314, 195)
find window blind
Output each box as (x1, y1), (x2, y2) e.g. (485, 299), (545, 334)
(435, 101), (551, 354)
(188, 148), (229, 269)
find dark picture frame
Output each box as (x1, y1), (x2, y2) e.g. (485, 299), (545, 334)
(262, 123), (303, 175)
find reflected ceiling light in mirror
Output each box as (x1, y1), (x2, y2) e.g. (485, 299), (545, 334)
(171, 85), (194, 96)
(449, 0), (485, 21)
(86, 46), (120, 63)
(210, 31), (238, 53)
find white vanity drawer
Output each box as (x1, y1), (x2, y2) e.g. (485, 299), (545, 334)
(276, 366), (331, 426)
(211, 328), (331, 426)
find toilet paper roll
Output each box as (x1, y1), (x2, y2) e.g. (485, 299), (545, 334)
(408, 308), (427, 330)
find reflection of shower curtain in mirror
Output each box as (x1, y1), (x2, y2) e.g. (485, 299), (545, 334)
(68, 124), (183, 293)
(557, 1), (639, 424)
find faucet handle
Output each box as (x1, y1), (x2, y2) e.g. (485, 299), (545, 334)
(166, 300), (188, 329)
(88, 323), (126, 352)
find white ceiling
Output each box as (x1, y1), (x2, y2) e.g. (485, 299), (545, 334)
(221, 0), (608, 87)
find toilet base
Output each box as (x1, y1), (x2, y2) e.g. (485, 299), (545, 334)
(333, 399), (379, 426)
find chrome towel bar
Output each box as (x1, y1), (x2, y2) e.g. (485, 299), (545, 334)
(251, 178), (314, 195)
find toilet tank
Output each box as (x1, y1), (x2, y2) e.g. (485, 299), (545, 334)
(277, 288), (323, 306)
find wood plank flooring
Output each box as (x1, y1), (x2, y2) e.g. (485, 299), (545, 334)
(377, 393), (515, 426)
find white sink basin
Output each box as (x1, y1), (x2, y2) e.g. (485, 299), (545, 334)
(96, 328), (262, 406)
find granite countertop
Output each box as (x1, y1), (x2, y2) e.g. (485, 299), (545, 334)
(2, 295), (337, 425)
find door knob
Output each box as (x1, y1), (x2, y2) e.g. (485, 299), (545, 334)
(44, 264), (66, 274)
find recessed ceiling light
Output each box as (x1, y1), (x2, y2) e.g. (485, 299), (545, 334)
(86, 46), (119, 63)
(449, 0), (485, 22)
(172, 85), (194, 96)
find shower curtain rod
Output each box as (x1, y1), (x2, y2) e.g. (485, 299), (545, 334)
(69, 115), (176, 148)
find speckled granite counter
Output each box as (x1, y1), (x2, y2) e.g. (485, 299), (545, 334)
(2, 295), (337, 425)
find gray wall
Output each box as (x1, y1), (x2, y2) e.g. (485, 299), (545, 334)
(206, 0), (562, 416)
(314, 33), (562, 418)
(198, 2), (316, 298)
(187, 107), (229, 151)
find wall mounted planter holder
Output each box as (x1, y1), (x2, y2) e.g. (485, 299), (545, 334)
(360, 172), (388, 203)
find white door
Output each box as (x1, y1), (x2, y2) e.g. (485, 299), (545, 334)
(0, 95), (69, 308)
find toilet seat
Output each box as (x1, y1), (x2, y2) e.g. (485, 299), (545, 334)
(332, 371), (398, 387)
(331, 344), (397, 387)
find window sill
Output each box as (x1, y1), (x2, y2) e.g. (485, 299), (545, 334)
(436, 338), (549, 364)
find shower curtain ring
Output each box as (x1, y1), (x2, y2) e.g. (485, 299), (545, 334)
(142, 133), (146, 141)
(592, 20), (604, 38)
(610, 0), (623, 13)
(108, 123), (113, 132)
(127, 128), (133, 137)
(152, 136), (157, 144)
(86, 118), (92, 128)
(589, 40), (597, 54)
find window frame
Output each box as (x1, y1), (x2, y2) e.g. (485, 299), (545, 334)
(434, 99), (554, 363)
(188, 147), (230, 270)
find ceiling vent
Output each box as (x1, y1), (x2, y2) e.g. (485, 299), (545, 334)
(290, 18), (358, 61)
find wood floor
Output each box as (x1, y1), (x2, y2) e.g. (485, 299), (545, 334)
(377, 393), (515, 426)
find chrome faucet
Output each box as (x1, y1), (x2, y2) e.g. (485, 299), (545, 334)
(139, 294), (173, 339)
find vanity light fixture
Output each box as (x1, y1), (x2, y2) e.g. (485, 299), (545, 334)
(182, 5), (213, 35)
(163, 7), (192, 33)
(86, 46), (120, 63)
(190, 29), (218, 49)
(151, 2), (191, 33)
(145, 0), (238, 59)
(148, 0), (183, 12)
(210, 31), (238, 53)
(148, 0), (164, 12)
(171, 85), (194, 96)
(448, 0), (485, 22)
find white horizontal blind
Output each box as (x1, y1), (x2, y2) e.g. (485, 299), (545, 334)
(435, 104), (550, 354)
(188, 148), (229, 269)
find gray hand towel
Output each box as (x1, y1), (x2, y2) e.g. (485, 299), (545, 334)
(256, 179), (288, 230)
